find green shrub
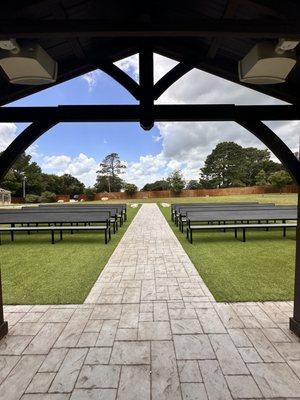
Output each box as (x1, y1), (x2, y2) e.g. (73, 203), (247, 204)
(25, 194), (40, 203)
(124, 183), (138, 196)
(40, 191), (56, 203)
(84, 187), (95, 201)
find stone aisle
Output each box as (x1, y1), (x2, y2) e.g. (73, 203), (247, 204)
(1, 203), (300, 399)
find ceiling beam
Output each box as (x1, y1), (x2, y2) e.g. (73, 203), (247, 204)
(0, 104), (299, 122)
(0, 19), (300, 38)
(206, 0), (239, 59)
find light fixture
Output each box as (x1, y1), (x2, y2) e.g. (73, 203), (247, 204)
(0, 40), (57, 85)
(238, 40), (298, 84)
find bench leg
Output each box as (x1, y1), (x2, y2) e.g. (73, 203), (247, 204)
(283, 226), (286, 238)
(190, 229), (193, 244)
(234, 228), (237, 239)
(105, 229), (108, 244)
(109, 227), (111, 241)
(242, 227), (246, 243)
(11, 224), (15, 242)
(60, 230), (63, 241)
(51, 230), (55, 244)
(27, 223), (30, 235)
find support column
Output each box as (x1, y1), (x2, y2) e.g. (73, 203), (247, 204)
(237, 118), (300, 337)
(290, 190), (300, 336)
(0, 271), (8, 339)
(0, 119), (57, 339)
(139, 47), (154, 130)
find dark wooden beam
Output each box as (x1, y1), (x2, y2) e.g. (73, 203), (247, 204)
(139, 47), (154, 130)
(0, 120), (57, 179)
(97, 62), (140, 100)
(206, 0), (239, 59)
(237, 119), (300, 185)
(1, 19), (300, 38)
(0, 104), (300, 123)
(153, 62), (193, 99)
(154, 44), (300, 105)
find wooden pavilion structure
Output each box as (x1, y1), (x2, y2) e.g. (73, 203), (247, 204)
(0, 0), (299, 339)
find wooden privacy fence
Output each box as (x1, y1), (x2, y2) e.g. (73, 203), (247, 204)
(83, 185), (298, 201)
(10, 185), (297, 203)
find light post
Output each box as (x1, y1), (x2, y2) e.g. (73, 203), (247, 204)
(20, 172), (26, 199)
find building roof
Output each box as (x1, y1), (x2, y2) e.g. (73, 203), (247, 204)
(0, 188), (11, 194)
(0, 0), (300, 106)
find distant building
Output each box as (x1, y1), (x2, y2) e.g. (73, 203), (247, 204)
(0, 188), (11, 205)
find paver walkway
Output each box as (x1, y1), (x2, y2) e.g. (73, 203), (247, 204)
(1, 203), (300, 400)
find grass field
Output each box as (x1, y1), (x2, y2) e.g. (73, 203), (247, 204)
(89, 193), (298, 205)
(159, 196), (297, 302)
(1, 206), (139, 305)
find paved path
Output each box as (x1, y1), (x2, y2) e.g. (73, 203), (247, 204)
(1, 203), (300, 399)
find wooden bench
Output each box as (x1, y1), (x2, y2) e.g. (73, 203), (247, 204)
(0, 225), (111, 245)
(186, 222), (296, 244)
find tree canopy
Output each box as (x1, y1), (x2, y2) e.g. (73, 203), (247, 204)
(199, 141), (289, 188)
(0, 152), (85, 197)
(142, 180), (170, 191)
(167, 170), (185, 194)
(95, 153), (126, 192)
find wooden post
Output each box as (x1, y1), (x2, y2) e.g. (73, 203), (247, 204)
(290, 190), (300, 336)
(0, 271), (8, 339)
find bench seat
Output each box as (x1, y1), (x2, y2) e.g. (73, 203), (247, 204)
(186, 222), (296, 243)
(0, 225), (111, 245)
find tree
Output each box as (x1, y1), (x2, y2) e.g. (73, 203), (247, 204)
(255, 169), (268, 186)
(200, 142), (245, 188)
(40, 191), (56, 203)
(56, 174), (85, 197)
(142, 180), (170, 191)
(199, 141), (286, 189)
(94, 174), (124, 193)
(242, 147), (271, 186)
(186, 180), (200, 190)
(167, 170), (185, 194)
(42, 174), (63, 194)
(95, 153), (126, 192)
(124, 183), (138, 196)
(0, 152), (44, 196)
(268, 170), (293, 193)
(84, 187), (95, 201)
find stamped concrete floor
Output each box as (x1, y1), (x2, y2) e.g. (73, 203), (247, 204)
(1, 203), (300, 400)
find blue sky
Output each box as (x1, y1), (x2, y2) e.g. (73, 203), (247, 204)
(1, 54), (299, 188)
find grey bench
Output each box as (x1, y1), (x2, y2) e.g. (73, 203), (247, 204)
(186, 223), (296, 244)
(0, 225), (111, 245)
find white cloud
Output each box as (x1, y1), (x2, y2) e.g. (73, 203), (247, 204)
(121, 54), (299, 187)
(43, 155), (71, 170)
(41, 153), (98, 187)
(81, 70), (102, 92)
(39, 53), (299, 190)
(115, 54), (139, 82)
(0, 123), (18, 151)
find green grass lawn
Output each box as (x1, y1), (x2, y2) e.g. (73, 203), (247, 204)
(0, 206), (139, 305)
(87, 193), (297, 205)
(159, 203), (296, 302)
